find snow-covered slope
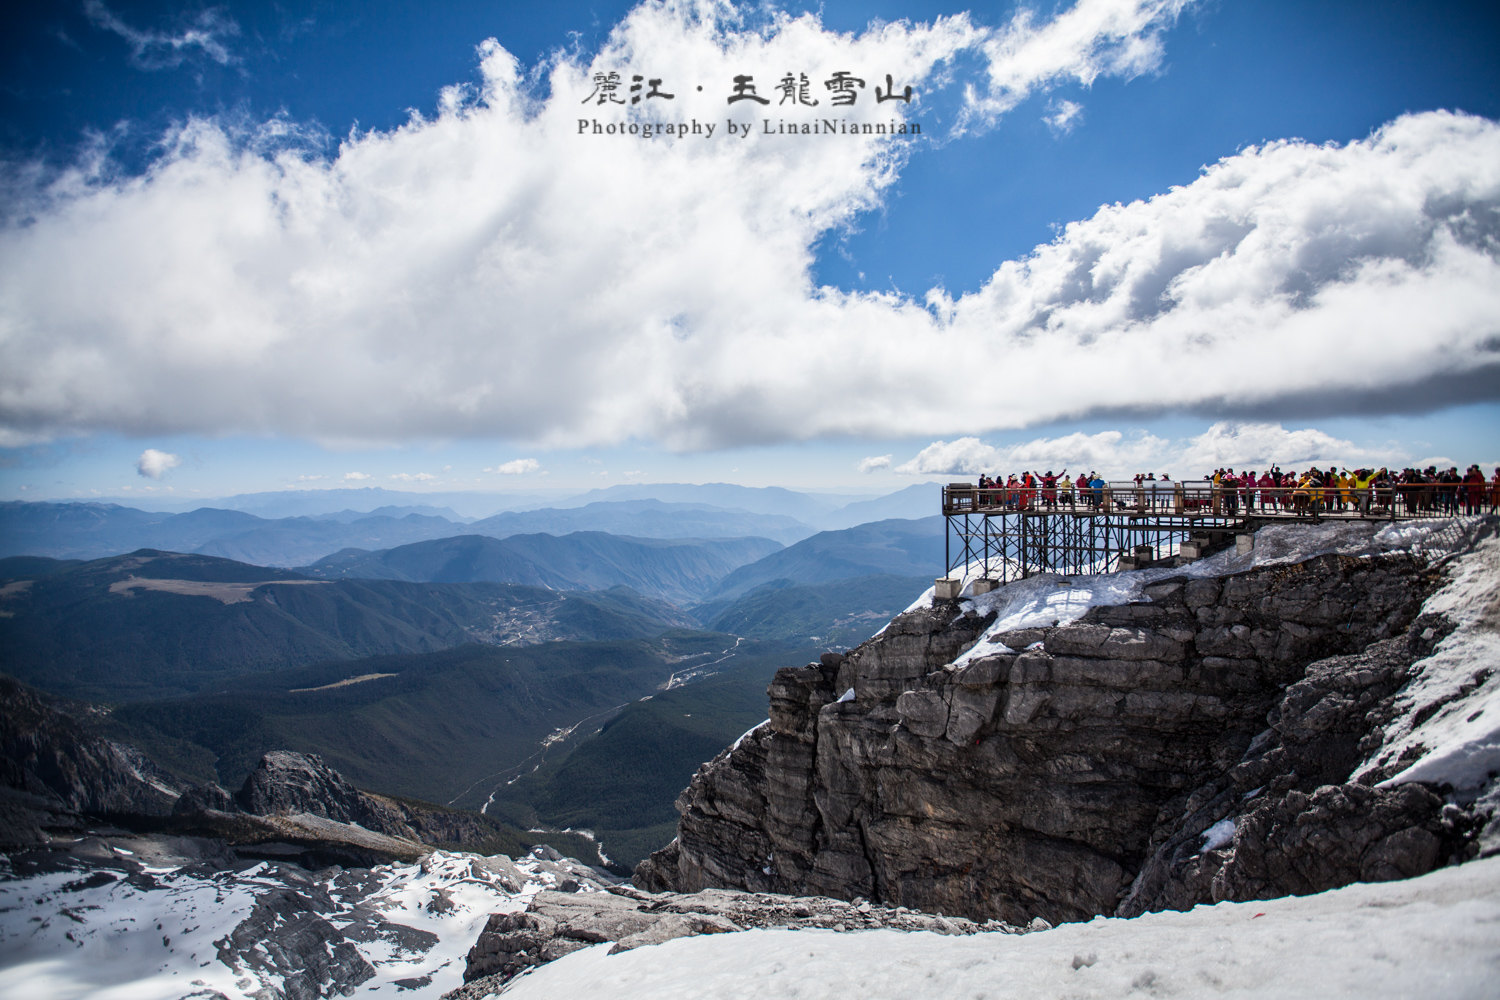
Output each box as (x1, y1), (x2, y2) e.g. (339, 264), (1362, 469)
(499, 854), (1500, 1000)
(0, 842), (605, 999)
(1365, 527), (1500, 799)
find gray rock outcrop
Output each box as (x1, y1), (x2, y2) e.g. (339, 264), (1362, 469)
(235, 750), (421, 838)
(637, 545), (1484, 925)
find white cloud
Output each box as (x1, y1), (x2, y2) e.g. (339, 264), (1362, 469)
(135, 448), (180, 479)
(1174, 422), (1384, 474)
(84, 1), (240, 69)
(343, 471), (371, 481)
(858, 454), (893, 472)
(1, 2), (1496, 456)
(1043, 98), (1084, 134)
(963, 0), (1192, 128)
(390, 472), (436, 482)
(487, 458), (540, 475)
(896, 422), (1404, 480)
(896, 431), (1165, 477)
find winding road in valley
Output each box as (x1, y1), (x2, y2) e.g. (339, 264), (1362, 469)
(443, 637), (747, 815)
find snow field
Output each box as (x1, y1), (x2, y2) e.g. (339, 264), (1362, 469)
(500, 855), (1500, 1000)
(0, 849), (587, 999)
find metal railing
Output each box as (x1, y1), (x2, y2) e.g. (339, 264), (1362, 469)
(942, 481), (1496, 519)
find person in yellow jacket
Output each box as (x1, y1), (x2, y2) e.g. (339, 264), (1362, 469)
(1292, 471), (1315, 516)
(1353, 469), (1375, 514)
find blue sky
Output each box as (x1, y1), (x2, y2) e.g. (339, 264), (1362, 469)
(1, 0), (1497, 503)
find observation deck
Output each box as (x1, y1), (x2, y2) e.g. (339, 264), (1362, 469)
(936, 478), (1479, 598)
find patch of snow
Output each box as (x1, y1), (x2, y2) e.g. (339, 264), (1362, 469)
(949, 571), (1151, 670)
(835, 688), (855, 703)
(732, 720), (771, 750)
(1370, 528), (1500, 793)
(1200, 818), (1236, 852)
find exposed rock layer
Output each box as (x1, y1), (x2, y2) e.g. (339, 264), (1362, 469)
(637, 548), (1480, 924)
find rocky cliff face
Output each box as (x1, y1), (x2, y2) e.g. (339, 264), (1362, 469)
(637, 528), (1492, 925)
(0, 677), (522, 865)
(0, 677), (181, 845)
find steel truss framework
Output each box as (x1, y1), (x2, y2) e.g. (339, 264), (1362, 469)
(943, 509), (1244, 583)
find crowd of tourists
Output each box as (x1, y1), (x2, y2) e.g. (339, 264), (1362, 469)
(973, 465), (1500, 517)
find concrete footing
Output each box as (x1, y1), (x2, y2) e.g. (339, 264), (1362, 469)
(933, 578), (963, 601)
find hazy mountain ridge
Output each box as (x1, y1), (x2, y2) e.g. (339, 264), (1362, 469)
(0, 485), (945, 566)
(0, 501), (469, 566)
(299, 532), (783, 605)
(1, 497), (806, 567)
(704, 516), (944, 601)
(468, 499), (814, 545)
(545, 482), (863, 521)
(701, 573), (933, 645)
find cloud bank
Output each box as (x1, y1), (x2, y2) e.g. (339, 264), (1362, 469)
(895, 422), (1394, 479)
(2, 0), (1496, 455)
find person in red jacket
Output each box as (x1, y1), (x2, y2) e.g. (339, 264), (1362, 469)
(1463, 465), (1486, 515)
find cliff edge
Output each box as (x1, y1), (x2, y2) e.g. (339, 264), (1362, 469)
(636, 518), (1499, 925)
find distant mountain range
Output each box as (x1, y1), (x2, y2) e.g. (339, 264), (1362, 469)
(466, 500), (811, 545)
(701, 574), (931, 646)
(549, 482), (938, 531)
(702, 516), (944, 601)
(0, 484), (941, 566)
(0, 511), (946, 701)
(299, 532), (782, 605)
(56, 486), (551, 519)
(0, 501), (468, 566)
